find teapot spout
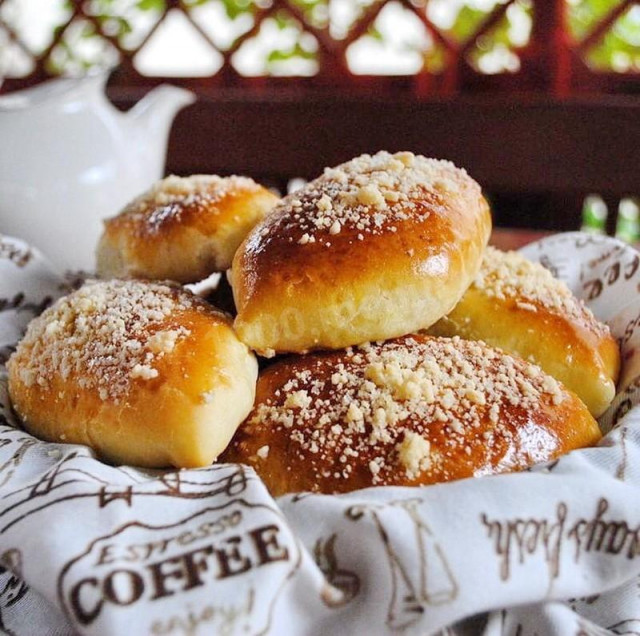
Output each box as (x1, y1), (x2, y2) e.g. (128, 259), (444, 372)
(126, 84), (196, 176)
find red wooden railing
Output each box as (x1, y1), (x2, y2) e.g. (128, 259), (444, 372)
(1, 0), (638, 95)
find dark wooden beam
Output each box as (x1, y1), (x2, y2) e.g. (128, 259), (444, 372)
(112, 89), (640, 196)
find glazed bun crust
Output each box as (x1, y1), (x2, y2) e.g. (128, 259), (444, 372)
(231, 152), (491, 355)
(429, 247), (620, 417)
(8, 280), (258, 468)
(224, 334), (600, 495)
(97, 175), (279, 283)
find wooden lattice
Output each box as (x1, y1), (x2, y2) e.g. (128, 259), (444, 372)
(0, 0), (638, 94)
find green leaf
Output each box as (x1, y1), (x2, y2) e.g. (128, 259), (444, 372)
(219, 0), (251, 20)
(266, 40), (316, 63)
(450, 5), (487, 43)
(224, 0), (253, 20)
(368, 26), (383, 42)
(136, 0), (164, 11)
(570, 0), (640, 70)
(116, 17), (133, 36)
(290, 0), (323, 7)
(80, 23), (96, 39)
(267, 49), (291, 62)
(567, 0), (627, 40)
(424, 45), (447, 73)
(293, 41), (315, 58)
(274, 11), (293, 29)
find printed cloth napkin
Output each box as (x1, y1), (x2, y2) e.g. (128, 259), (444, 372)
(0, 232), (639, 636)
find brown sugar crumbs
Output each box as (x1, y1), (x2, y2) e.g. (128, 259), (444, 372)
(112, 174), (261, 235)
(475, 247), (609, 335)
(264, 151), (477, 246)
(9, 279), (196, 402)
(248, 336), (566, 485)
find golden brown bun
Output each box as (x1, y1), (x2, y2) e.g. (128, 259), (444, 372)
(429, 247), (620, 417)
(223, 334), (600, 495)
(230, 151), (491, 356)
(8, 279), (258, 468)
(97, 175), (279, 283)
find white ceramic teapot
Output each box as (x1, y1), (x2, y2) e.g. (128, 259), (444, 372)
(0, 73), (195, 271)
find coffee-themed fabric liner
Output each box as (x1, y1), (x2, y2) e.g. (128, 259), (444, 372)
(0, 232), (639, 636)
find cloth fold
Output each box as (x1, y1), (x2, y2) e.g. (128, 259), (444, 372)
(0, 232), (639, 636)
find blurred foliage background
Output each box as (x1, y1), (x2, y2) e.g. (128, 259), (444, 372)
(0, 0), (638, 78)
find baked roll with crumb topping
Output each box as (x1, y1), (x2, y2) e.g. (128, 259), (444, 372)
(97, 175), (279, 283)
(230, 151), (491, 356)
(429, 247), (620, 417)
(7, 280), (257, 468)
(223, 335), (600, 495)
